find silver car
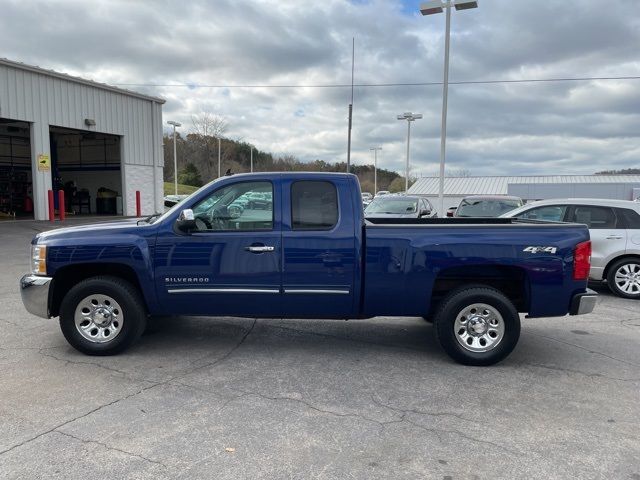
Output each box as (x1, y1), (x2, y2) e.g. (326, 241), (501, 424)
(365, 195), (436, 219)
(503, 198), (640, 299)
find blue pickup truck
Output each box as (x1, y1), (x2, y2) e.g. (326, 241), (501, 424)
(20, 172), (596, 365)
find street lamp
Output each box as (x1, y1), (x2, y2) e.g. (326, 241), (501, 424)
(167, 120), (181, 195)
(420, 0), (478, 216)
(397, 112), (422, 192)
(250, 146), (253, 173)
(217, 136), (221, 178)
(369, 147), (382, 195)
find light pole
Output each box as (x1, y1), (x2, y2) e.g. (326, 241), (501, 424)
(217, 136), (221, 178)
(420, 0), (478, 216)
(250, 146), (253, 173)
(397, 112), (422, 193)
(369, 147), (382, 195)
(167, 120), (181, 195)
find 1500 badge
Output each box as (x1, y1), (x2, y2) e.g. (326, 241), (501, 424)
(523, 246), (557, 254)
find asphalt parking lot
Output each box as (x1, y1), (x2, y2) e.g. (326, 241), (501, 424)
(0, 219), (639, 480)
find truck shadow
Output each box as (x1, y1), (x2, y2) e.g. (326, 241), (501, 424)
(138, 316), (443, 361)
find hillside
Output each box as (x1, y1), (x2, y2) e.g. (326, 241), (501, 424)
(162, 133), (405, 194)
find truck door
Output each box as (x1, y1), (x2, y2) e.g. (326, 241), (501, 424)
(154, 179), (281, 316)
(280, 178), (357, 317)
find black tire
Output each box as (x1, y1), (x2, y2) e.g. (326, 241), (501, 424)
(433, 286), (520, 366)
(606, 258), (640, 299)
(59, 276), (147, 355)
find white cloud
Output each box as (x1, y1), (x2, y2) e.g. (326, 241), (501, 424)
(1, 0), (639, 176)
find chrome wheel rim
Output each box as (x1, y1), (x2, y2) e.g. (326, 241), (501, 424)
(454, 303), (505, 353)
(614, 263), (640, 296)
(74, 294), (124, 343)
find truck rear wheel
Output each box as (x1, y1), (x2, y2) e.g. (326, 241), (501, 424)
(434, 286), (520, 366)
(59, 276), (147, 355)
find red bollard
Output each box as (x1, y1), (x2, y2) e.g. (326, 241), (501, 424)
(58, 190), (65, 222)
(48, 190), (55, 222)
(136, 191), (141, 217)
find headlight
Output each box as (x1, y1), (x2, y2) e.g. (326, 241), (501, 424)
(31, 245), (47, 275)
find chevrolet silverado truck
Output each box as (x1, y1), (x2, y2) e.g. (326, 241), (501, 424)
(20, 172), (597, 366)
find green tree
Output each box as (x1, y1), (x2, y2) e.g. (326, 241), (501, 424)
(388, 177), (406, 193)
(178, 163), (203, 187)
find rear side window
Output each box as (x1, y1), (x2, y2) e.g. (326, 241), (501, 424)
(570, 206), (617, 229)
(616, 208), (640, 229)
(291, 181), (338, 230)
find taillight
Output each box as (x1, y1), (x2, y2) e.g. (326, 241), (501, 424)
(573, 241), (591, 280)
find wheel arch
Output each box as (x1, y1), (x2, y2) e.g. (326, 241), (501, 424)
(50, 263), (148, 317)
(431, 265), (530, 314)
(603, 254), (640, 282)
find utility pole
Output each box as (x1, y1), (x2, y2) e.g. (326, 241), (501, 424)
(346, 37), (354, 172)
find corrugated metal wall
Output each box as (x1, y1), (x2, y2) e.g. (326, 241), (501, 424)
(0, 61), (164, 219)
(410, 176), (640, 198)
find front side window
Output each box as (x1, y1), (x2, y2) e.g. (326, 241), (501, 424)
(570, 206), (617, 229)
(191, 181), (273, 231)
(519, 205), (568, 222)
(291, 181), (338, 230)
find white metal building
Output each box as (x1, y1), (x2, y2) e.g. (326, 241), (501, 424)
(409, 175), (640, 211)
(0, 58), (165, 220)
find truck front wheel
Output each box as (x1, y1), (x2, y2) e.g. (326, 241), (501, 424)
(434, 286), (520, 366)
(59, 276), (147, 355)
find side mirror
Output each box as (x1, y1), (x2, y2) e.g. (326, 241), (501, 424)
(176, 209), (196, 232)
(419, 209), (431, 217)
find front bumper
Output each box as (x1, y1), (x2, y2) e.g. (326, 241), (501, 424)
(569, 288), (597, 315)
(20, 274), (53, 318)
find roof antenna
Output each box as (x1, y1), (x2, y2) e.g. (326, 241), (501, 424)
(346, 37), (354, 173)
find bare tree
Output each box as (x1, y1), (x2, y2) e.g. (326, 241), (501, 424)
(189, 111), (229, 179)
(449, 168), (471, 177)
(191, 111), (228, 138)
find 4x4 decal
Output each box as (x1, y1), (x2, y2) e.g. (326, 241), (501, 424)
(523, 246), (557, 254)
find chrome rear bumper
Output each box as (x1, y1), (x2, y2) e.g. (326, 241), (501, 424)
(20, 274), (53, 318)
(569, 288), (597, 315)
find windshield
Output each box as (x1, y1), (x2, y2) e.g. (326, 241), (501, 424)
(457, 198), (522, 217)
(152, 177), (225, 223)
(365, 197), (418, 214)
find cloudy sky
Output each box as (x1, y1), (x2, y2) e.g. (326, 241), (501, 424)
(2, 0), (639, 176)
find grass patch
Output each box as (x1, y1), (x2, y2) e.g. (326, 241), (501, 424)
(164, 182), (200, 196)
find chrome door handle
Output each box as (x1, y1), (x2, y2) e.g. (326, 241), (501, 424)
(245, 245), (275, 253)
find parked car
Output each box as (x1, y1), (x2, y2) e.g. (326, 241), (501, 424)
(20, 172), (595, 366)
(361, 192), (373, 202)
(247, 192), (271, 210)
(375, 190), (390, 197)
(502, 198), (640, 299)
(446, 206), (458, 217)
(163, 194), (188, 209)
(455, 195), (523, 218)
(365, 195), (436, 218)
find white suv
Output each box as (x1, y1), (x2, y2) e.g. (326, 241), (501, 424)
(503, 199), (640, 299)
